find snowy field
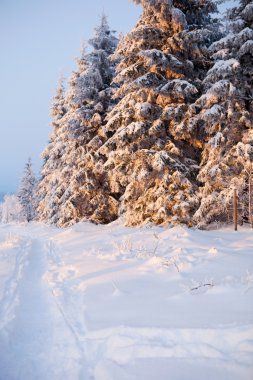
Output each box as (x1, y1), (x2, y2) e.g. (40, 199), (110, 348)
(0, 221), (252, 380)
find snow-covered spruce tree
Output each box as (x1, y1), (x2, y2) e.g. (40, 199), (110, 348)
(18, 158), (36, 222)
(94, 0), (218, 226)
(0, 195), (24, 223)
(36, 78), (68, 224)
(189, 0), (253, 227)
(55, 15), (118, 227)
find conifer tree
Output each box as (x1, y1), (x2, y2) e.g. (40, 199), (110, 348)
(94, 0), (218, 226)
(36, 78), (67, 224)
(1, 195), (23, 223)
(18, 158), (36, 222)
(190, 0), (253, 227)
(53, 15), (118, 227)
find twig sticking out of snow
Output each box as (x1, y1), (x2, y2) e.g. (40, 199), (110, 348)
(244, 270), (253, 294)
(190, 283), (214, 291)
(111, 280), (123, 296)
(152, 233), (160, 256)
(162, 256), (180, 272)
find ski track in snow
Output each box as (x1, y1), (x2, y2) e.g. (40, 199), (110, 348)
(0, 235), (92, 380)
(0, 222), (253, 380)
(0, 236), (31, 331)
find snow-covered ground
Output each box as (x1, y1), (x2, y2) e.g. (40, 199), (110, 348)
(0, 221), (252, 380)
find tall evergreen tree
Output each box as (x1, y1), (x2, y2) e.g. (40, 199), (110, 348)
(48, 15), (118, 227)
(18, 158), (36, 222)
(93, 0), (218, 226)
(189, 0), (253, 227)
(37, 78), (67, 224)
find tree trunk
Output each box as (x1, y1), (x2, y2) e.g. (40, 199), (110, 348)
(234, 188), (238, 231)
(249, 170), (253, 228)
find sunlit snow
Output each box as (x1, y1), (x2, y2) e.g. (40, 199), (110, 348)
(0, 221), (252, 380)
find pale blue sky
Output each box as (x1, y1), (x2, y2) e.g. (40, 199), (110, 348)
(0, 0), (141, 193)
(0, 0), (236, 193)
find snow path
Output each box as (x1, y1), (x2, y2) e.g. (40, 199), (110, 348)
(0, 237), (31, 331)
(0, 237), (92, 380)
